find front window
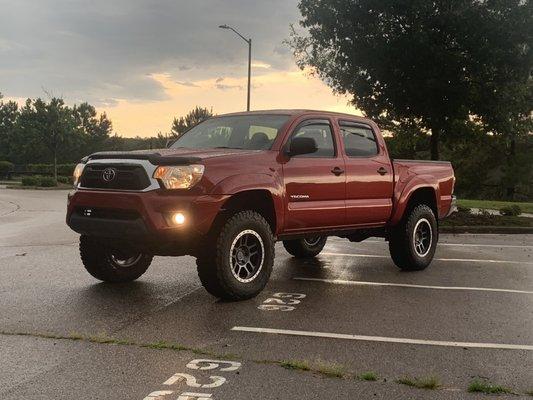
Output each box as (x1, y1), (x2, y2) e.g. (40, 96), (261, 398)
(171, 115), (289, 150)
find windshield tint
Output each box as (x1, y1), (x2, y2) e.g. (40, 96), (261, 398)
(171, 115), (289, 150)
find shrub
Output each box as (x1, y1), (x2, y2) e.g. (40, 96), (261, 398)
(21, 175), (58, 187)
(39, 176), (57, 187)
(26, 163), (75, 176)
(57, 176), (71, 184)
(456, 205), (471, 214)
(0, 161), (14, 178)
(57, 164), (75, 176)
(27, 164), (53, 174)
(21, 176), (40, 186)
(499, 205), (522, 216)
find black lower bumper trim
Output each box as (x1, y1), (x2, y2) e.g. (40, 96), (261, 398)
(68, 214), (150, 238)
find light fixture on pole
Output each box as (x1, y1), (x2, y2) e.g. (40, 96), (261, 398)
(219, 24), (252, 111)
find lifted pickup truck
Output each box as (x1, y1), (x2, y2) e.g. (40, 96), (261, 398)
(67, 110), (455, 300)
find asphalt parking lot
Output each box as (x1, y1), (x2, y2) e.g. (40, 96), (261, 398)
(1, 189), (532, 399)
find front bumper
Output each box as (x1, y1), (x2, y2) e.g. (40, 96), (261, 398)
(66, 189), (229, 240)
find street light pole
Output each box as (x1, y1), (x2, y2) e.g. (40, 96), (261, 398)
(219, 24), (252, 111)
(247, 38), (251, 112)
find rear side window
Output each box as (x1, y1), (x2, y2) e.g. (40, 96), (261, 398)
(340, 122), (378, 157)
(292, 122), (335, 157)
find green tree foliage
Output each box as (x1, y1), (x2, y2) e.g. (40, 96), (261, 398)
(16, 98), (74, 181)
(0, 95), (115, 177)
(72, 102), (113, 155)
(0, 93), (20, 162)
(289, 0), (532, 161)
(171, 106), (213, 137)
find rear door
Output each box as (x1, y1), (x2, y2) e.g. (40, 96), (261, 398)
(281, 118), (346, 231)
(339, 120), (394, 225)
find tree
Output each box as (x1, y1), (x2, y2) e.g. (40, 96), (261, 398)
(17, 98), (74, 181)
(289, 0), (531, 160)
(463, 0), (532, 198)
(72, 102), (113, 154)
(171, 106), (213, 137)
(0, 93), (20, 161)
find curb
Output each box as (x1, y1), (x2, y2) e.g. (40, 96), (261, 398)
(440, 225), (533, 234)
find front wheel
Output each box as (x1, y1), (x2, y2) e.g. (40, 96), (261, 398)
(196, 210), (275, 301)
(79, 235), (152, 282)
(389, 204), (438, 271)
(283, 236), (327, 258)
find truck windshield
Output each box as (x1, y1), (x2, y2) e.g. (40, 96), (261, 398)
(171, 114), (290, 150)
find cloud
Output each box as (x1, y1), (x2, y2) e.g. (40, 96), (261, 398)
(175, 81), (200, 88)
(251, 61), (271, 69)
(0, 0), (301, 104)
(215, 83), (243, 91)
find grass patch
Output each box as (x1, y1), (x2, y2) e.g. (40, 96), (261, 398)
(280, 360), (311, 371)
(396, 376), (440, 390)
(358, 371), (378, 381)
(142, 340), (187, 351)
(315, 362), (346, 379)
(458, 199), (533, 214)
(280, 359), (345, 378)
(467, 379), (512, 394)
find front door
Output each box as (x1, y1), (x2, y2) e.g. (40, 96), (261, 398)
(282, 119), (346, 231)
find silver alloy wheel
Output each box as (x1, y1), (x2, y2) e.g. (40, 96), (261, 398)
(110, 253), (143, 268)
(303, 236), (322, 247)
(229, 229), (265, 283)
(413, 218), (432, 257)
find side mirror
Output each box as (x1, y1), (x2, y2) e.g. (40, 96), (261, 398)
(287, 137), (318, 157)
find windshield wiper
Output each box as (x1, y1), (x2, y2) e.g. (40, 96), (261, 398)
(214, 146), (242, 149)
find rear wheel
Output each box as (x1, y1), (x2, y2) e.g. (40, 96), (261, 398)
(79, 235), (152, 282)
(283, 236), (327, 258)
(196, 210), (274, 301)
(389, 204), (437, 271)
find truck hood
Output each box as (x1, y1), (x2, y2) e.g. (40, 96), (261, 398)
(85, 147), (263, 165)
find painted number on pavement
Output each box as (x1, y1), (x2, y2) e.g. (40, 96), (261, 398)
(143, 359), (242, 400)
(258, 292), (306, 311)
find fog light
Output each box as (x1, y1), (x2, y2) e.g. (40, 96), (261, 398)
(172, 212), (186, 225)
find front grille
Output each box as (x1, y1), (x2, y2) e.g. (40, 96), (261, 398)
(80, 164), (151, 190)
(75, 207), (140, 220)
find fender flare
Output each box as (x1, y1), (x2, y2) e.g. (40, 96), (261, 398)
(390, 174), (439, 225)
(211, 173), (285, 234)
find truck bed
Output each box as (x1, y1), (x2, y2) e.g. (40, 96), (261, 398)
(392, 159), (455, 219)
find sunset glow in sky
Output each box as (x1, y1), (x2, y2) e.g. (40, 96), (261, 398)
(0, 0), (359, 137)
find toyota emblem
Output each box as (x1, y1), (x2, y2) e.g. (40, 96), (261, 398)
(102, 167), (116, 182)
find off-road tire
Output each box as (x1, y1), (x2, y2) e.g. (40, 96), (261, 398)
(196, 210), (275, 301)
(283, 236), (327, 258)
(79, 235), (152, 282)
(389, 204), (438, 271)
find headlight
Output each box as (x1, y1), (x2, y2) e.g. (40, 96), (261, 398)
(73, 163), (85, 186)
(153, 164), (204, 189)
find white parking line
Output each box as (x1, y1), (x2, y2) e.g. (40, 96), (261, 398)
(320, 252), (533, 265)
(329, 238), (533, 249)
(293, 277), (533, 294)
(231, 326), (533, 351)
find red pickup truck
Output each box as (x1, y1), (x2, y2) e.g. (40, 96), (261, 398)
(67, 110), (455, 300)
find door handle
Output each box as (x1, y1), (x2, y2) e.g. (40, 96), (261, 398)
(331, 167), (344, 176)
(377, 167), (388, 175)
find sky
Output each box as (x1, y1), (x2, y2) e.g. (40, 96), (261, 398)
(0, 0), (359, 137)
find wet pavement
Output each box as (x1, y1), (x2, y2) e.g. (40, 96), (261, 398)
(1, 189), (532, 399)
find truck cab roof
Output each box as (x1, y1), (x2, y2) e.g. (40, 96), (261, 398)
(217, 109), (374, 124)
